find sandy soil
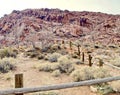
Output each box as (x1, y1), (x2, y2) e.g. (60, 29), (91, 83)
(0, 53), (119, 95)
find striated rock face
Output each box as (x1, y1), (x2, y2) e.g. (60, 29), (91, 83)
(0, 8), (120, 46)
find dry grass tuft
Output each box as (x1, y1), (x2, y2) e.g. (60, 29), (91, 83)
(71, 66), (110, 82)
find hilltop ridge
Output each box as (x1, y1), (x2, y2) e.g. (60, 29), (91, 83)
(0, 8), (120, 46)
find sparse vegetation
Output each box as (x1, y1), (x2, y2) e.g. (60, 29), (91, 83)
(110, 57), (120, 67)
(52, 70), (61, 77)
(0, 57), (16, 73)
(91, 84), (114, 95)
(38, 55), (74, 75)
(48, 53), (62, 62)
(110, 80), (120, 92)
(71, 67), (110, 82)
(39, 63), (58, 72)
(0, 48), (17, 59)
(58, 56), (74, 74)
(73, 59), (84, 65)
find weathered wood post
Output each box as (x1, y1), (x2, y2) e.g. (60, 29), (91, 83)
(15, 74), (23, 95)
(88, 55), (93, 67)
(62, 40), (65, 49)
(99, 59), (104, 67)
(77, 45), (81, 59)
(82, 52), (84, 62)
(69, 41), (72, 50)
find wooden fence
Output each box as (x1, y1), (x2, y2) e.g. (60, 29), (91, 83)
(0, 40), (120, 95)
(0, 74), (120, 95)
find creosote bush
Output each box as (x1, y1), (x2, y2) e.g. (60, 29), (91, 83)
(0, 48), (17, 59)
(39, 55), (74, 75)
(110, 80), (120, 92)
(37, 54), (45, 60)
(48, 53), (62, 62)
(58, 56), (74, 74)
(25, 50), (40, 58)
(52, 70), (61, 77)
(0, 57), (16, 73)
(73, 59), (84, 65)
(92, 84), (114, 95)
(71, 66), (110, 82)
(110, 57), (120, 67)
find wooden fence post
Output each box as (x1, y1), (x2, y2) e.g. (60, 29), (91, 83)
(88, 55), (93, 67)
(82, 52), (84, 62)
(99, 59), (104, 67)
(77, 45), (81, 59)
(15, 74), (23, 95)
(62, 40), (65, 48)
(69, 41), (72, 50)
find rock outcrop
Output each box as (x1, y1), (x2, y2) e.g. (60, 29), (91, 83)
(0, 8), (120, 46)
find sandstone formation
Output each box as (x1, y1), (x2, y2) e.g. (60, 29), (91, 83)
(0, 8), (120, 46)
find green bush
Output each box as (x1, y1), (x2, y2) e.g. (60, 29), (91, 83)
(91, 84), (114, 95)
(38, 54), (45, 60)
(58, 56), (74, 74)
(71, 53), (78, 59)
(0, 58), (16, 73)
(71, 67), (94, 81)
(52, 70), (61, 77)
(74, 59), (84, 65)
(48, 53), (61, 62)
(110, 80), (120, 92)
(0, 48), (17, 59)
(110, 57), (120, 67)
(39, 63), (59, 72)
(71, 67), (110, 82)
(50, 44), (61, 53)
(93, 68), (110, 79)
(39, 56), (74, 74)
(25, 50), (40, 58)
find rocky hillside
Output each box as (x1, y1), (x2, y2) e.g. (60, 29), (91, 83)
(0, 8), (120, 47)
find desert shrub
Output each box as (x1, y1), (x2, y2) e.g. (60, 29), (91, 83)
(94, 45), (100, 49)
(71, 53), (78, 59)
(25, 50), (40, 58)
(73, 59), (84, 65)
(39, 64), (53, 72)
(58, 56), (74, 74)
(110, 80), (120, 92)
(93, 68), (110, 79)
(52, 70), (61, 77)
(49, 44), (61, 53)
(58, 49), (68, 55)
(41, 46), (51, 53)
(110, 57), (120, 67)
(108, 44), (117, 49)
(39, 63), (59, 72)
(92, 84), (114, 95)
(48, 53), (61, 62)
(37, 54), (45, 60)
(71, 67), (110, 82)
(29, 52), (39, 58)
(0, 58), (16, 73)
(39, 56), (74, 74)
(0, 48), (17, 59)
(71, 67), (94, 81)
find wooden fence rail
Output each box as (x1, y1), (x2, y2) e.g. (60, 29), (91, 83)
(0, 76), (120, 95)
(104, 62), (120, 70)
